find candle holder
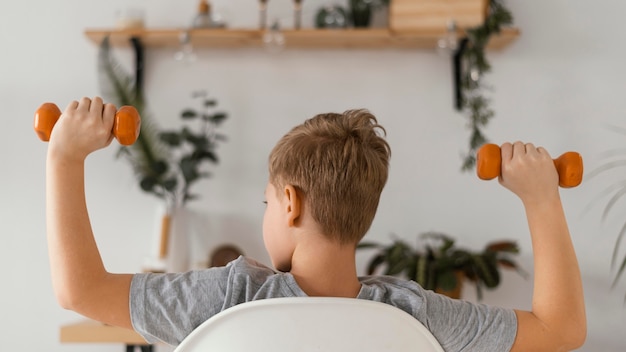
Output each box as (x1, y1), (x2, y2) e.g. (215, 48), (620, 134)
(174, 31), (197, 64)
(263, 20), (286, 53)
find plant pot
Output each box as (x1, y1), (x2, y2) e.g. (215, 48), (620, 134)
(435, 271), (464, 299)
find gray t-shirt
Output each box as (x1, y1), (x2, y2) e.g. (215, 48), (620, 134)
(130, 256), (517, 351)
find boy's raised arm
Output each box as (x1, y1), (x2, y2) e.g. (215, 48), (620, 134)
(498, 142), (586, 351)
(46, 97), (132, 328)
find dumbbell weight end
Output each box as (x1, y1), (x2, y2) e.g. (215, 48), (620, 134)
(33, 102), (62, 142)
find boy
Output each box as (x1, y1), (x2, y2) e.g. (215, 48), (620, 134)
(46, 97), (586, 351)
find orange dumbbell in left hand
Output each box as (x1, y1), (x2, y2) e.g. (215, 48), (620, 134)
(476, 143), (584, 188)
(33, 102), (141, 146)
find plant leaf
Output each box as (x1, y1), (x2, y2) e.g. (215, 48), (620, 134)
(416, 254), (428, 287)
(193, 150), (218, 163)
(485, 241), (519, 253)
(366, 254), (386, 275)
(473, 254), (500, 288)
(163, 177), (178, 192)
(181, 109), (198, 119)
(612, 254), (626, 289)
(602, 186), (626, 223)
(612, 221), (626, 270)
(160, 132), (183, 146)
(210, 112), (228, 124)
(356, 242), (381, 249)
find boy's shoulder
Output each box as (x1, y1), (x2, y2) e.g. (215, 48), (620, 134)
(224, 256), (307, 299)
(357, 275), (430, 309)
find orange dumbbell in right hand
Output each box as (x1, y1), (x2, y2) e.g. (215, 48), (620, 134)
(33, 102), (141, 146)
(476, 143), (583, 188)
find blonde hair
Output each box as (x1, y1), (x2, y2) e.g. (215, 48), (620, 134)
(268, 109), (390, 245)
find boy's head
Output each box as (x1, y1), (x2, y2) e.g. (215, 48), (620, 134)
(268, 109), (391, 246)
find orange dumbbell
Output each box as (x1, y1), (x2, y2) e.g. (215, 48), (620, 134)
(33, 102), (141, 146)
(476, 143), (583, 188)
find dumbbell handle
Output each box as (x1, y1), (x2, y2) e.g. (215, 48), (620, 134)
(33, 102), (141, 146)
(476, 143), (583, 188)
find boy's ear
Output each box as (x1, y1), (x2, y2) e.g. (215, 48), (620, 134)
(283, 185), (301, 227)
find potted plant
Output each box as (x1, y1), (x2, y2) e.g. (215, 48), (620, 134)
(98, 36), (228, 271)
(358, 232), (525, 299)
(98, 36), (228, 206)
(124, 90), (228, 208)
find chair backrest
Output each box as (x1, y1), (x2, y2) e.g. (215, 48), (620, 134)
(174, 297), (444, 352)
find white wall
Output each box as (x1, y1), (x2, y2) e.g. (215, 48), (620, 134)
(1, 0), (625, 350)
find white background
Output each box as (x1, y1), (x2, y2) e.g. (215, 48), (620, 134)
(1, 0), (624, 350)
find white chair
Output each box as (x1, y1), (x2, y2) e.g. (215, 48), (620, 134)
(173, 297), (444, 352)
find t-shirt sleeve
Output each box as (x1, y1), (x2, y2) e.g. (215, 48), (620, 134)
(129, 266), (231, 345)
(358, 276), (517, 351)
(417, 289), (518, 352)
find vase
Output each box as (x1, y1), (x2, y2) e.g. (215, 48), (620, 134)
(144, 206), (195, 273)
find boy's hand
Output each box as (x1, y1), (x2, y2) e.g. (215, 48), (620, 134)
(498, 141), (560, 205)
(48, 96), (116, 162)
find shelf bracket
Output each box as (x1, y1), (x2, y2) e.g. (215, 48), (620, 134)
(452, 37), (469, 111)
(129, 37), (145, 99)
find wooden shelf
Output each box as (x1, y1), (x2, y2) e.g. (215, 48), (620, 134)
(60, 320), (148, 345)
(84, 28), (520, 51)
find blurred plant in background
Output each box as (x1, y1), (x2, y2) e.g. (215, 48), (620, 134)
(98, 36), (228, 211)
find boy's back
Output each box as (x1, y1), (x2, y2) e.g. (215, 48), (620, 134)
(45, 98), (585, 351)
(131, 256), (516, 350)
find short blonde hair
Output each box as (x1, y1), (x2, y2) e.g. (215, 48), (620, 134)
(268, 109), (390, 245)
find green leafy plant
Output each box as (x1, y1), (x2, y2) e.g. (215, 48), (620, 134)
(358, 232), (525, 300)
(148, 90), (228, 207)
(585, 127), (626, 298)
(98, 37), (227, 210)
(460, 0), (514, 171)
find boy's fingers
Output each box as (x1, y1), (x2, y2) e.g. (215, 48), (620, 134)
(64, 100), (79, 113)
(103, 103), (116, 129)
(512, 141), (526, 158)
(536, 146), (551, 158)
(90, 96), (104, 116)
(500, 142), (513, 161)
(78, 97), (92, 112)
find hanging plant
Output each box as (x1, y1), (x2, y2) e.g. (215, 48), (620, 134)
(460, 0), (513, 171)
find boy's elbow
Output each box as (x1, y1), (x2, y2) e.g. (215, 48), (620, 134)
(562, 320), (587, 350)
(517, 311), (586, 351)
(53, 283), (94, 313)
(55, 288), (82, 312)
(548, 317), (587, 351)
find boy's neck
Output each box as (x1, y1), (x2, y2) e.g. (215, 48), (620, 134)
(288, 234), (361, 298)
